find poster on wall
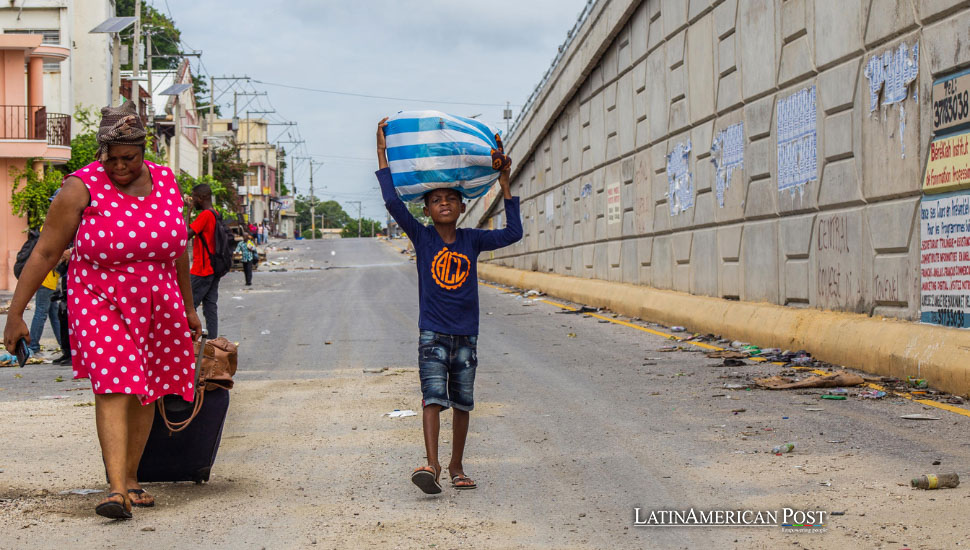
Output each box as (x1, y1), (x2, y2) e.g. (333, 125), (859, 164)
(545, 192), (555, 222)
(932, 66), (970, 135)
(923, 130), (970, 194)
(919, 191), (970, 328)
(711, 122), (744, 208)
(666, 140), (693, 215)
(776, 86), (817, 193)
(606, 181), (621, 224)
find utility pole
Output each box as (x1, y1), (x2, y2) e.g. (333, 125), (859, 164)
(347, 200), (362, 238)
(504, 101), (513, 135)
(295, 157), (323, 238)
(277, 139), (304, 194)
(207, 75), (214, 176)
(111, 33), (121, 105)
(145, 28), (152, 127)
(206, 76), (250, 176)
(309, 161), (316, 238)
(172, 96), (181, 172)
(132, 0), (141, 78)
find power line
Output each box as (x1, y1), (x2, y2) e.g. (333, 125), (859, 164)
(250, 79), (518, 108)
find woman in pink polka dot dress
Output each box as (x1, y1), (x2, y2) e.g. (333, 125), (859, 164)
(4, 103), (202, 519)
(68, 159), (197, 401)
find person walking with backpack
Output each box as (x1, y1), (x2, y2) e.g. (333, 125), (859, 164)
(27, 246), (70, 357)
(187, 184), (231, 339)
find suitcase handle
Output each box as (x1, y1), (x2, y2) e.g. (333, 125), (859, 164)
(157, 330), (209, 435)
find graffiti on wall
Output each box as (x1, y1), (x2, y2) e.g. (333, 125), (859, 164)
(777, 86), (817, 194)
(920, 191), (970, 328)
(666, 140), (693, 215)
(711, 122), (744, 208)
(815, 214), (864, 309)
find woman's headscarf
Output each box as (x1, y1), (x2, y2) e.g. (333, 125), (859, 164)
(96, 101), (147, 161)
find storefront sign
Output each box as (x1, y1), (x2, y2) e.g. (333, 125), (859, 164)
(923, 131), (970, 194)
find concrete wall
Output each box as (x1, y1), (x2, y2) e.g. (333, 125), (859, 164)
(463, 0), (970, 322)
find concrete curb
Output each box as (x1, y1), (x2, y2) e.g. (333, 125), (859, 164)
(479, 263), (970, 397)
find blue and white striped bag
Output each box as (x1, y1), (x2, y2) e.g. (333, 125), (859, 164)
(383, 110), (502, 203)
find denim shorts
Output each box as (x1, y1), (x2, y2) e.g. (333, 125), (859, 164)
(418, 330), (478, 411)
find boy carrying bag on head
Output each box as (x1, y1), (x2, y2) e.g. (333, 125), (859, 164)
(375, 117), (522, 494)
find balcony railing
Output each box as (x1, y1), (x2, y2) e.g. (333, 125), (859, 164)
(0, 105), (71, 147)
(46, 113), (71, 147)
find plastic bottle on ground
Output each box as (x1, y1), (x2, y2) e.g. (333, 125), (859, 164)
(911, 473), (959, 489)
(772, 443), (795, 454)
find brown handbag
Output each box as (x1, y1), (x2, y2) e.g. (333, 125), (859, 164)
(157, 337), (238, 433)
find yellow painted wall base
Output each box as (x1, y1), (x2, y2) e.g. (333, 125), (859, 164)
(479, 263), (970, 398)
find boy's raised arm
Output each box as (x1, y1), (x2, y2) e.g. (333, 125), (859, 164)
(477, 161), (523, 251)
(376, 117), (422, 238)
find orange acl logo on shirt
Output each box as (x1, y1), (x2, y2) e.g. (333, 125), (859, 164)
(431, 247), (470, 290)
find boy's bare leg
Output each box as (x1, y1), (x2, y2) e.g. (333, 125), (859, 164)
(422, 404), (442, 478)
(448, 408), (469, 477)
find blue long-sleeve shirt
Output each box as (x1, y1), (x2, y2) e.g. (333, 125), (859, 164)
(377, 167), (522, 335)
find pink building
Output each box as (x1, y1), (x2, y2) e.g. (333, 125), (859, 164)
(0, 34), (70, 290)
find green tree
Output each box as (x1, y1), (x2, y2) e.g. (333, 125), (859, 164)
(204, 142), (248, 187)
(277, 148), (288, 195)
(191, 74), (221, 117)
(177, 173), (238, 220)
(73, 104), (100, 134)
(407, 202), (431, 226)
(9, 162), (63, 230)
(66, 132), (98, 173)
(116, 0), (181, 71)
(341, 218), (383, 238)
(294, 196), (351, 238)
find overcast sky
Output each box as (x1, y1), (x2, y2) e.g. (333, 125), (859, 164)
(165, 0), (591, 222)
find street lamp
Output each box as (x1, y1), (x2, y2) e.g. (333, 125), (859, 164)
(89, 16), (136, 106)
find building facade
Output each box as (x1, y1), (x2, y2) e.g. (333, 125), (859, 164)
(0, 0), (114, 134)
(0, 33), (70, 289)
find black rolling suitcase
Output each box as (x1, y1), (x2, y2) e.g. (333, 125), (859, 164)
(137, 332), (232, 484)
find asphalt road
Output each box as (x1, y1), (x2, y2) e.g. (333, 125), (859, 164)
(1, 238), (969, 549)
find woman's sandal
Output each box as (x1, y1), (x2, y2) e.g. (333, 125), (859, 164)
(450, 474), (477, 490)
(94, 492), (132, 520)
(127, 488), (155, 508)
(410, 465), (442, 495)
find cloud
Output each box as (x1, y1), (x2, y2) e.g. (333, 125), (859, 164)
(168, 0), (590, 220)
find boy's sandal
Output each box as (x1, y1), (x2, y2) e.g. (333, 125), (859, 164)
(451, 474), (477, 490)
(127, 488), (155, 508)
(94, 492), (132, 520)
(411, 466), (442, 495)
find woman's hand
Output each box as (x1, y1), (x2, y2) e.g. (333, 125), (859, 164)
(3, 315), (29, 354)
(186, 309), (203, 342)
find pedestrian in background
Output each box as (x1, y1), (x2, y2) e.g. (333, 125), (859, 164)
(375, 118), (522, 494)
(235, 232), (256, 286)
(27, 244), (70, 356)
(187, 184), (221, 338)
(3, 102), (202, 519)
(257, 223), (265, 244)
